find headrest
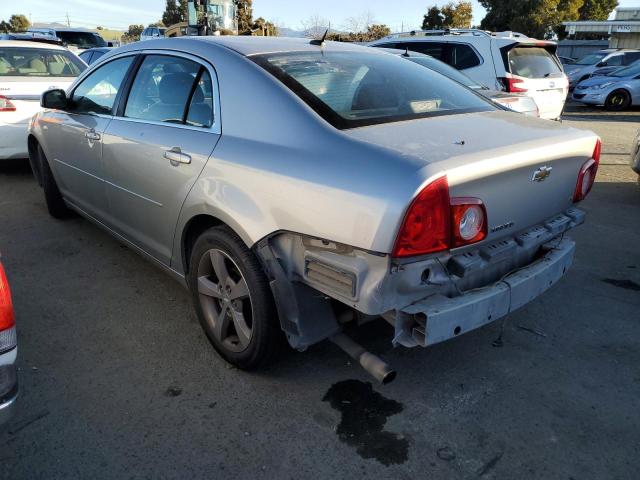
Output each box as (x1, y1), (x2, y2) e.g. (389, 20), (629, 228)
(158, 73), (196, 105)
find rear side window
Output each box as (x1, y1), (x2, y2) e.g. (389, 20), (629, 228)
(124, 55), (214, 127)
(624, 52), (640, 65)
(70, 56), (134, 115)
(0, 47), (85, 77)
(446, 44), (481, 70)
(508, 47), (563, 79)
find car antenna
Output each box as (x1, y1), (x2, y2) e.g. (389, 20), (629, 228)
(402, 47), (410, 57)
(310, 29), (329, 46)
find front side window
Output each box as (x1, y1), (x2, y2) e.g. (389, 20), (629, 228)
(606, 55), (623, 66)
(508, 47), (563, 79)
(70, 56), (134, 115)
(575, 53), (606, 65)
(0, 47), (85, 77)
(252, 51), (494, 129)
(124, 55), (214, 127)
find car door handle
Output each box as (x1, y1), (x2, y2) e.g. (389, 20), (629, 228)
(164, 149), (192, 165)
(85, 130), (101, 141)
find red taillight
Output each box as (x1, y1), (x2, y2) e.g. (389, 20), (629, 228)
(393, 176), (451, 258)
(0, 263), (15, 332)
(573, 139), (602, 203)
(506, 77), (528, 93)
(451, 198), (487, 247)
(393, 178), (488, 258)
(0, 95), (16, 112)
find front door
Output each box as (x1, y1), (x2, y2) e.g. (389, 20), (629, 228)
(45, 56), (135, 219)
(102, 54), (220, 265)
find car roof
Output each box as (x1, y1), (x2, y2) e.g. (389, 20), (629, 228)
(30, 27), (95, 33)
(0, 39), (67, 50)
(182, 36), (381, 56)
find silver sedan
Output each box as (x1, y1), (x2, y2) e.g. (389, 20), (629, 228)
(28, 37), (600, 381)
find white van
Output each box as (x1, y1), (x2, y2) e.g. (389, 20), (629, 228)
(370, 29), (569, 120)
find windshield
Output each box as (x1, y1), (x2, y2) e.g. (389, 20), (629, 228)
(407, 56), (485, 89)
(575, 52), (607, 66)
(508, 47), (563, 79)
(611, 62), (640, 78)
(252, 51), (494, 129)
(0, 47), (86, 77)
(57, 31), (106, 48)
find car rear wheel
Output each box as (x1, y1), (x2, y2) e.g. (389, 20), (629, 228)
(188, 226), (281, 370)
(605, 90), (631, 111)
(40, 148), (71, 219)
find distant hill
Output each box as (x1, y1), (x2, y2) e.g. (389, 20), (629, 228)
(278, 27), (306, 38)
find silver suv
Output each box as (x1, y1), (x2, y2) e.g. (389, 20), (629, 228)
(370, 29), (568, 120)
(564, 49), (640, 88)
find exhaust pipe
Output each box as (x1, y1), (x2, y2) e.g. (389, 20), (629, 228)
(331, 333), (397, 384)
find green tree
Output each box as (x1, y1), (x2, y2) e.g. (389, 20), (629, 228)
(480, 0), (582, 39)
(122, 24), (144, 43)
(365, 24), (391, 40)
(579, 0), (619, 20)
(422, 6), (444, 30)
(0, 21), (10, 33)
(441, 1), (473, 28)
(8, 14), (30, 32)
(162, 0), (181, 26)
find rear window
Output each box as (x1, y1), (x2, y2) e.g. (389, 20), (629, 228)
(508, 47), (563, 79)
(0, 47), (86, 77)
(57, 31), (106, 48)
(252, 51), (494, 129)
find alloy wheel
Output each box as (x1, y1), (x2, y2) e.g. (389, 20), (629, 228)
(196, 249), (253, 353)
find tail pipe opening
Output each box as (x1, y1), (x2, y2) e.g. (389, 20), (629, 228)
(330, 333), (397, 385)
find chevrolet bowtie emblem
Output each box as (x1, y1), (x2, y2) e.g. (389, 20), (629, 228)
(532, 166), (553, 182)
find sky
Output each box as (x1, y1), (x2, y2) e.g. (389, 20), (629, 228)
(0, 0), (637, 32)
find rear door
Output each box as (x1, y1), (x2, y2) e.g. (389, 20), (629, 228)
(101, 52), (220, 264)
(503, 45), (568, 120)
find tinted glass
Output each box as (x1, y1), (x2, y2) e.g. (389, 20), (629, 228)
(408, 56), (483, 89)
(124, 55), (205, 125)
(0, 47), (85, 77)
(253, 51), (494, 129)
(624, 52), (640, 65)
(78, 51), (92, 63)
(57, 31), (106, 48)
(606, 55), (623, 66)
(508, 47), (563, 78)
(402, 41), (444, 60)
(447, 44), (481, 70)
(575, 53), (606, 65)
(186, 69), (214, 128)
(71, 56), (133, 115)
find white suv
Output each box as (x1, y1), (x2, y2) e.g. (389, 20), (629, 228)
(140, 27), (167, 42)
(370, 29), (569, 120)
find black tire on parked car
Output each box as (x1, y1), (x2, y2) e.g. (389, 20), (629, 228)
(605, 89), (631, 111)
(40, 147), (71, 219)
(188, 225), (281, 370)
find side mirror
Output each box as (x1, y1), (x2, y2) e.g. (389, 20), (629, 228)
(41, 89), (68, 110)
(596, 61), (607, 67)
(107, 41), (114, 47)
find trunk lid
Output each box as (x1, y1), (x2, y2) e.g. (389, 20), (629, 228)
(344, 110), (598, 245)
(0, 77), (75, 123)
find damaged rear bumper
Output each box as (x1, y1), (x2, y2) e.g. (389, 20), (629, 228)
(394, 238), (575, 347)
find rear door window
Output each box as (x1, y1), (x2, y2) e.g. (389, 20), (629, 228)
(401, 42), (445, 60)
(124, 55), (214, 127)
(622, 52), (640, 65)
(508, 47), (563, 79)
(445, 43), (481, 70)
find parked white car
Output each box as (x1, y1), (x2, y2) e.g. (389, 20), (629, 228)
(370, 29), (569, 120)
(0, 40), (86, 160)
(140, 27), (167, 42)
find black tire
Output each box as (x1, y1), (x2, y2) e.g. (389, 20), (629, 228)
(605, 89), (631, 111)
(40, 150), (71, 219)
(188, 226), (281, 370)
(29, 143), (43, 187)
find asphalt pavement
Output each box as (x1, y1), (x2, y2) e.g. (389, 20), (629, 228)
(0, 104), (639, 479)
